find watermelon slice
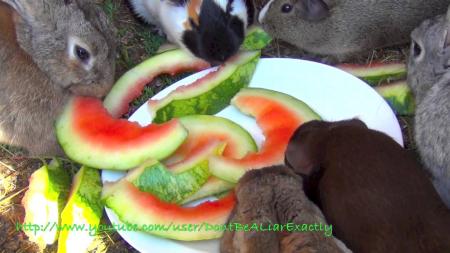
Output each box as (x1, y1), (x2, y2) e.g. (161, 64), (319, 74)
(181, 177), (234, 204)
(21, 159), (71, 247)
(337, 62), (406, 86)
(124, 141), (223, 204)
(148, 50), (261, 123)
(58, 166), (103, 253)
(209, 88), (321, 183)
(163, 115), (257, 202)
(103, 49), (210, 117)
(375, 80), (415, 116)
(242, 26), (272, 50)
(55, 96), (187, 170)
(102, 181), (235, 241)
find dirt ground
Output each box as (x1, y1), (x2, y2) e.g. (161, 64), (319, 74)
(0, 1), (414, 252)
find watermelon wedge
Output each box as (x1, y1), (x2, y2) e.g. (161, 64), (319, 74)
(103, 49), (210, 117)
(124, 141), (223, 204)
(58, 166), (103, 253)
(148, 50), (261, 123)
(337, 62), (406, 86)
(21, 159), (71, 247)
(181, 177), (234, 204)
(102, 181), (235, 241)
(375, 80), (415, 116)
(242, 26), (272, 50)
(209, 88), (321, 183)
(55, 96), (187, 170)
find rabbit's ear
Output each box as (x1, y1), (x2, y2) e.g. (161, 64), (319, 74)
(445, 6), (450, 48)
(298, 0), (329, 21)
(2, 0), (51, 24)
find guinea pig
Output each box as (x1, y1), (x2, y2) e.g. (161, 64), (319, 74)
(129, 0), (254, 65)
(220, 165), (352, 253)
(258, 0), (450, 62)
(285, 119), (450, 253)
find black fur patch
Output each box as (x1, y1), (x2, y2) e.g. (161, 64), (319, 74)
(182, 0), (245, 64)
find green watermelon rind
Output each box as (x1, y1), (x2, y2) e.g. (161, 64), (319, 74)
(181, 177), (235, 204)
(149, 51), (261, 123)
(22, 159), (71, 246)
(103, 49), (209, 117)
(58, 166), (103, 253)
(55, 97), (188, 170)
(241, 26), (272, 50)
(209, 88), (322, 183)
(375, 81), (415, 116)
(177, 115), (258, 159)
(338, 63), (407, 86)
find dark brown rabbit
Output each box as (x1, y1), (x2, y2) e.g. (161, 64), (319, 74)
(220, 166), (352, 253)
(285, 119), (450, 253)
(0, 0), (116, 156)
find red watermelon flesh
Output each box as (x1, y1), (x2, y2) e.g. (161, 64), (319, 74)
(208, 88), (321, 183)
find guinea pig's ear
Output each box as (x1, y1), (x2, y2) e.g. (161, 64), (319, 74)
(297, 0), (329, 21)
(284, 121), (328, 176)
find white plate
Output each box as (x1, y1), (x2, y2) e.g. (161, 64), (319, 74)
(102, 58), (403, 253)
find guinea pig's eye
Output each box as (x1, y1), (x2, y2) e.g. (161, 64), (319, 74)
(412, 40), (422, 58)
(74, 45), (91, 63)
(281, 3), (293, 13)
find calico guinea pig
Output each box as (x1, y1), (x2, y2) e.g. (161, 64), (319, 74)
(284, 119), (450, 253)
(130, 0), (255, 65)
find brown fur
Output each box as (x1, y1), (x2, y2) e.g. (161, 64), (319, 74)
(285, 119), (450, 253)
(220, 166), (351, 253)
(0, 0), (116, 156)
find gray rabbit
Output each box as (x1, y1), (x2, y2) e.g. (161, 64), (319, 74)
(258, 0), (450, 62)
(0, 0), (116, 156)
(407, 7), (450, 208)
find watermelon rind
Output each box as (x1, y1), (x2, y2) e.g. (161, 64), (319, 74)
(21, 159), (71, 247)
(102, 181), (235, 241)
(56, 97), (188, 170)
(149, 50), (261, 123)
(181, 176), (235, 204)
(124, 141), (222, 204)
(103, 49), (209, 117)
(375, 80), (415, 116)
(208, 88), (321, 183)
(338, 62), (407, 86)
(241, 26), (272, 50)
(57, 166), (103, 253)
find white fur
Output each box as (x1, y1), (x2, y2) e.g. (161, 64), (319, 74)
(229, 0), (248, 27)
(258, 0), (275, 23)
(129, 0), (161, 25)
(159, 2), (189, 46)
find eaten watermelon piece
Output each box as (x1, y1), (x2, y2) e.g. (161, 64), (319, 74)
(55, 96), (187, 170)
(103, 49), (210, 117)
(337, 62), (406, 86)
(124, 140), (223, 204)
(148, 50), (261, 123)
(102, 180), (235, 241)
(21, 159), (71, 247)
(375, 80), (415, 116)
(209, 88), (321, 183)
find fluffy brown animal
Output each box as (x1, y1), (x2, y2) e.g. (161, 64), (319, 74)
(0, 0), (116, 156)
(285, 119), (450, 253)
(220, 166), (351, 253)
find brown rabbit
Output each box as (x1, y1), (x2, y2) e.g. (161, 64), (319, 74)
(0, 0), (116, 156)
(285, 119), (450, 253)
(220, 166), (352, 253)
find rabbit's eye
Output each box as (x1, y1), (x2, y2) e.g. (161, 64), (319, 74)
(412, 41), (422, 58)
(281, 4), (293, 13)
(75, 45), (91, 63)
